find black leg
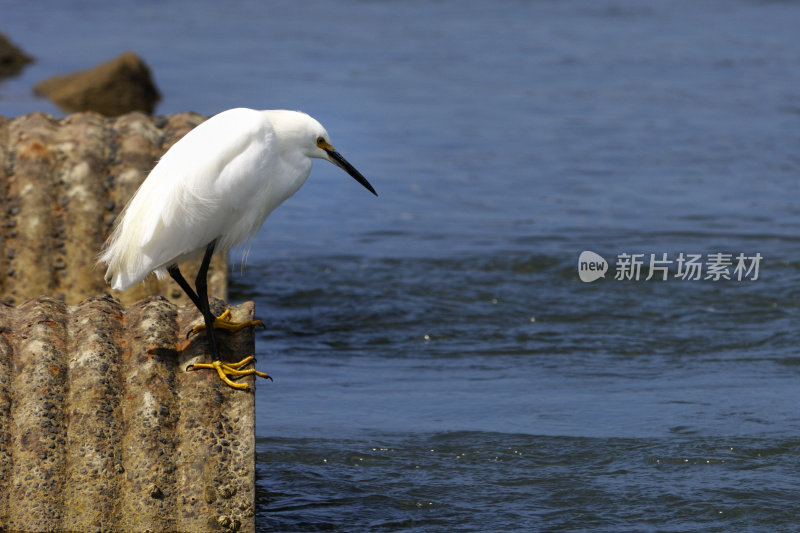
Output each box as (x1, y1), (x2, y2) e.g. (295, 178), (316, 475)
(167, 264), (203, 311)
(172, 238), (270, 389)
(195, 239), (220, 360)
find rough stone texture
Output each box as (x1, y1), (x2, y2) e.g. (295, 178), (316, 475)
(0, 33), (34, 79)
(0, 111), (227, 307)
(0, 295), (258, 532)
(34, 52), (161, 116)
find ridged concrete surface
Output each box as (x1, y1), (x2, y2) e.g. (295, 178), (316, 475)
(0, 295), (258, 532)
(0, 111), (227, 307)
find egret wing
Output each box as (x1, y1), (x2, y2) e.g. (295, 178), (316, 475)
(102, 108), (275, 289)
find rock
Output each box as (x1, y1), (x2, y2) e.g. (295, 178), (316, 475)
(34, 52), (161, 116)
(0, 33), (34, 79)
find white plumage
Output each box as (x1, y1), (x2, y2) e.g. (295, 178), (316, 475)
(100, 107), (376, 290)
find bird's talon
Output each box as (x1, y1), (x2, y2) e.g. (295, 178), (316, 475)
(189, 309), (264, 336)
(186, 356), (271, 389)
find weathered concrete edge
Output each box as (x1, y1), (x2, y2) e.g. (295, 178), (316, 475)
(0, 294), (257, 533)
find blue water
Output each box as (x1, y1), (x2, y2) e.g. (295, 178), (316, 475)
(4, 0), (800, 530)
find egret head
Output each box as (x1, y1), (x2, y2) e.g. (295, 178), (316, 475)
(269, 110), (377, 196)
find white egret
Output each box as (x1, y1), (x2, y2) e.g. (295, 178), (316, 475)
(99, 107), (377, 389)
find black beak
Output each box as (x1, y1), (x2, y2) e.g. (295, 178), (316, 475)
(325, 148), (378, 196)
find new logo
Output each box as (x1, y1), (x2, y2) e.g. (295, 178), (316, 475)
(578, 251), (608, 283)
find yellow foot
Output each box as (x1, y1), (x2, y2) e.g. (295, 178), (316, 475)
(189, 308), (265, 338)
(188, 355), (272, 390)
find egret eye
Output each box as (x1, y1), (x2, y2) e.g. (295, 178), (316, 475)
(316, 136), (326, 147)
